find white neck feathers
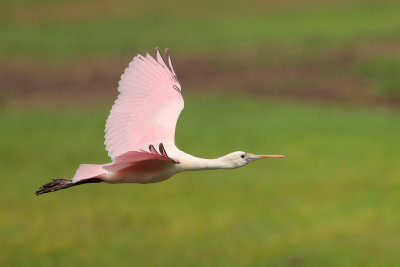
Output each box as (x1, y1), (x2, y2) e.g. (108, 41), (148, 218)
(179, 155), (238, 171)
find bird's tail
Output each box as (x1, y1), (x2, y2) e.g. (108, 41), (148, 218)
(35, 177), (103, 196)
(35, 178), (75, 196)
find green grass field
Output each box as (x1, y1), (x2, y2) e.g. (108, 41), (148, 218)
(2, 0), (400, 59)
(2, 0), (400, 98)
(1, 94), (399, 266)
(2, 0), (400, 265)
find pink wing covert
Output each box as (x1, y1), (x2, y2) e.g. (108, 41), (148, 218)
(105, 48), (184, 160)
(104, 144), (179, 173)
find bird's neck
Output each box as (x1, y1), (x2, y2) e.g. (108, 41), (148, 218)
(180, 156), (235, 171)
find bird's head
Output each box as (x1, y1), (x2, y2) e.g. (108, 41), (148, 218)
(222, 151), (285, 168)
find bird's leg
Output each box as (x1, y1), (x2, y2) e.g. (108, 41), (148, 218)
(35, 178), (75, 195)
(35, 177), (103, 196)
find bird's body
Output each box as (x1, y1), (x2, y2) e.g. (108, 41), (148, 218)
(86, 147), (261, 184)
(36, 48), (284, 195)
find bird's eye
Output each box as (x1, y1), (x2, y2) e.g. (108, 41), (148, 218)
(241, 154), (245, 159)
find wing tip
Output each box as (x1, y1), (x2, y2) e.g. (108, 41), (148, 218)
(154, 47), (175, 73)
(164, 48), (176, 74)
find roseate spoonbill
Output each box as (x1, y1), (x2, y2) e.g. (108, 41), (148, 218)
(35, 48), (285, 195)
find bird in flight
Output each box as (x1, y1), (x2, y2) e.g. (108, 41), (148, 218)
(35, 48), (285, 195)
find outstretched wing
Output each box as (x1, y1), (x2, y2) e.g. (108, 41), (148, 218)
(105, 48), (184, 160)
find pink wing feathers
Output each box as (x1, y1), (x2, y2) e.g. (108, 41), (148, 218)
(71, 49), (182, 184)
(105, 48), (184, 160)
(104, 144), (179, 173)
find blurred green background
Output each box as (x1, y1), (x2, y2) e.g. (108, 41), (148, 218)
(1, 0), (400, 266)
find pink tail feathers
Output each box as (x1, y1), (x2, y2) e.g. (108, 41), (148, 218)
(72, 164), (107, 183)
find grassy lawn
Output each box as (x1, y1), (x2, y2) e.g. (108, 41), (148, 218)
(1, 0), (400, 265)
(2, 0), (400, 98)
(1, 1), (400, 60)
(1, 94), (399, 266)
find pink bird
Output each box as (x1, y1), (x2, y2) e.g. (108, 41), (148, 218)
(35, 48), (285, 195)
